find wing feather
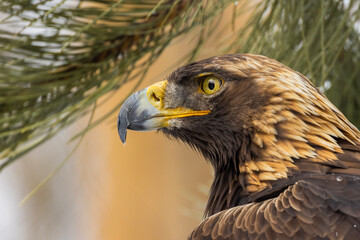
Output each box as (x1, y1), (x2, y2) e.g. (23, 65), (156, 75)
(188, 175), (360, 240)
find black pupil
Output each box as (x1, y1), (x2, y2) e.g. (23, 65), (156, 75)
(208, 80), (215, 90)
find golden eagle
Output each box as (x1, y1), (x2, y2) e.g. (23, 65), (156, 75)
(117, 54), (360, 239)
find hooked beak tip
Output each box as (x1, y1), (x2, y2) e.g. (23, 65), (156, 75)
(117, 106), (129, 144)
(118, 128), (127, 144)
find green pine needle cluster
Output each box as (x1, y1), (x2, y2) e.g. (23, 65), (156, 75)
(0, 0), (232, 170)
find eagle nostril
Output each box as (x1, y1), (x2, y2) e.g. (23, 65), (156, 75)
(148, 88), (163, 108)
(146, 80), (167, 109)
(151, 92), (160, 102)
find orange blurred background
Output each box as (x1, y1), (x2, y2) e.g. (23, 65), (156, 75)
(0, 4), (251, 240)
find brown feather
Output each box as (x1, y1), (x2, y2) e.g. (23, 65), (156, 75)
(153, 54), (360, 239)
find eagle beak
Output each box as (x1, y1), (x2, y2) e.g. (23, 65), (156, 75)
(117, 80), (210, 143)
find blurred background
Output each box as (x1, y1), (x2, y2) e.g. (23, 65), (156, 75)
(0, 1), (359, 240)
(0, 50), (213, 240)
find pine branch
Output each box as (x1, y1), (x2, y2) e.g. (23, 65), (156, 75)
(0, 0), (232, 169)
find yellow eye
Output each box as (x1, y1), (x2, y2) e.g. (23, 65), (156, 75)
(201, 76), (223, 95)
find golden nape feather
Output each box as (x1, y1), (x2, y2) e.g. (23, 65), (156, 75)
(117, 54), (360, 240)
(234, 55), (360, 193)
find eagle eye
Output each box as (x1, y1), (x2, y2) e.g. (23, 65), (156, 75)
(200, 76), (223, 95)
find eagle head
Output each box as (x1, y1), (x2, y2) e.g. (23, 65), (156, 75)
(117, 54), (360, 215)
(118, 55), (273, 166)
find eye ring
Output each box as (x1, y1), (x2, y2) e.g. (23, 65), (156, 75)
(200, 76), (223, 95)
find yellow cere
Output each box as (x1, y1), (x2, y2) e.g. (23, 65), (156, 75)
(147, 80), (167, 109)
(200, 76), (223, 95)
(145, 80), (210, 124)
